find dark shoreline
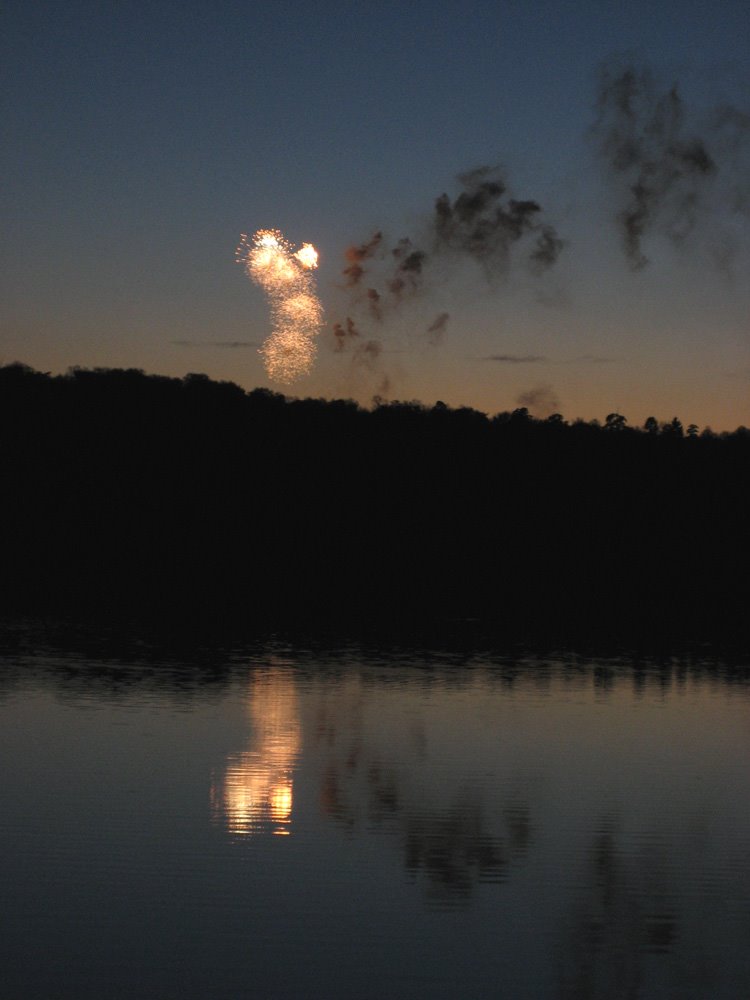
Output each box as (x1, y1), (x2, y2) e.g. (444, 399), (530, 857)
(1, 362), (748, 650)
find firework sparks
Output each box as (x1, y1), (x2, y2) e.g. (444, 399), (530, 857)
(236, 229), (323, 383)
(294, 243), (318, 269)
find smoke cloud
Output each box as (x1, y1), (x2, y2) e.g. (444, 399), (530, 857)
(333, 167), (565, 393)
(426, 312), (450, 344)
(366, 287), (382, 320)
(529, 225), (567, 274)
(329, 61), (748, 394)
(388, 238), (427, 297)
(343, 233), (383, 286)
(341, 166), (565, 319)
(331, 317), (390, 396)
(593, 61), (749, 269)
(515, 384), (560, 418)
(433, 166), (564, 274)
(332, 317), (361, 352)
(353, 339), (390, 398)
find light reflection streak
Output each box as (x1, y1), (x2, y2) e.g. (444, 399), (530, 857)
(211, 667), (301, 837)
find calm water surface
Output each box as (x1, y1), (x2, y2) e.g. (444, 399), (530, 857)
(1, 637), (748, 999)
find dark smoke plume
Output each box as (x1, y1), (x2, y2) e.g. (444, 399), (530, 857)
(516, 383), (560, 418)
(332, 317), (360, 352)
(341, 166), (564, 322)
(530, 225), (566, 273)
(355, 339), (382, 364)
(387, 238), (428, 297)
(343, 232), (383, 286)
(332, 317), (390, 395)
(433, 167), (564, 273)
(366, 288), (382, 320)
(711, 104), (750, 216)
(591, 62), (747, 269)
(354, 339), (391, 398)
(426, 312), (450, 344)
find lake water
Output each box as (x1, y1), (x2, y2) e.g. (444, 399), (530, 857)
(1, 635), (749, 999)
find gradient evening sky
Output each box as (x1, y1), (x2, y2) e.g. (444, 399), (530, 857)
(2, 0), (749, 428)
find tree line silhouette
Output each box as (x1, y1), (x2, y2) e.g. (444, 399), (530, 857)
(1, 362), (747, 641)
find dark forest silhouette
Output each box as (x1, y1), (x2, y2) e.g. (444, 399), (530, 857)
(1, 362), (747, 641)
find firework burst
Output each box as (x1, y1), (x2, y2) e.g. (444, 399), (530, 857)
(236, 229), (323, 383)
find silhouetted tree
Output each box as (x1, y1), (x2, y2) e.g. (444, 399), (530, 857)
(605, 412), (627, 431)
(665, 416), (684, 437)
(0, 362), (747, 641)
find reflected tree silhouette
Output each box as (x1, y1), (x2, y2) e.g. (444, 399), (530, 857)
(554, 809), (750, 1000)
(404, 799), (507, 904)
(307, 670), (534, 906)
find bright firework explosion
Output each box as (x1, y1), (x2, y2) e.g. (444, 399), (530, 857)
(236, 230), (323, 383)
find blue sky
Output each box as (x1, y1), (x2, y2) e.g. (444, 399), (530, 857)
(2, 0), (749, 427)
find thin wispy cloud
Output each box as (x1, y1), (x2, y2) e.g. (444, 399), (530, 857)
(171, 340), (259, 349)
(482, 353), (618, 365)
(484, 354), (547, 363)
